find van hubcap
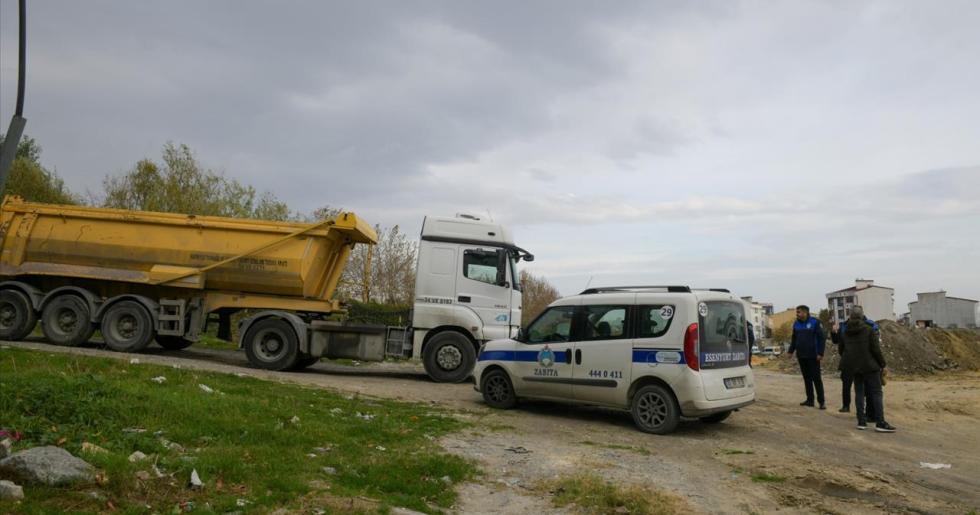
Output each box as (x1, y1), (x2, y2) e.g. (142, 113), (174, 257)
(485, 375), (510, 402)
(636, 392), (668, 428)
(436, 345), (462, 370)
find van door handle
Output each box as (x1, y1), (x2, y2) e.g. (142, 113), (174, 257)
(575, 349), (582, 365)
(457, 296), (471, 303)
(564, 349), (572, 364)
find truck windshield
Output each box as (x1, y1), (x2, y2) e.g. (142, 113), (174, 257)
(699, 301), (749, 369)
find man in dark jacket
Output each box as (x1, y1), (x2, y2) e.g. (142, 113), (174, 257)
(786, 305), (826, 409)
(832, 311), (879, 415)
(840, 307), (896, 432)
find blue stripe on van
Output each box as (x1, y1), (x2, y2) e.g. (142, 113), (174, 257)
(632, 348), (686, 365)
(478, 350), (568, 362)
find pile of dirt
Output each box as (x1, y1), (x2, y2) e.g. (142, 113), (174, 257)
(767, 321), (980, 375)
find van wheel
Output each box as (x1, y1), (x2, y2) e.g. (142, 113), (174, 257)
(481, 369), (517, 409)
(156, 335), (194, 350)
(423, 331), (476, 383)
(700, 411), (732, 424)
(0, 289), (37, 341)
(630, 384), (680, 434)
(102, 301), (155, 352)
(243, 318), (299, 371)
(41, 295), (95, 347)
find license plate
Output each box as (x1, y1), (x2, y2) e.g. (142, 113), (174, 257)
(724, 376), (745, 389)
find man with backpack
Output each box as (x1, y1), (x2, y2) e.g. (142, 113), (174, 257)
(839, 306), (897, 432)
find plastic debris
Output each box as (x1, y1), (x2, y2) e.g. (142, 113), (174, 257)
(129, 358), (140, 365)
(198, 384), (214, 394)
(321, 466), (337, 475)
(290, 415), (300, 424)
(919, 462), (952, 470)
(188, 469), (203, 489)
(122, 427), (147, 434)
(505, 446), (531, 454)
(355, 412), (375, 421)
(128, 451), (147, 463)
(375, 445), (386, 451)
(236, 498), (251, 507)
(150, 376), (167, 384)
(81, 442), (109, 454)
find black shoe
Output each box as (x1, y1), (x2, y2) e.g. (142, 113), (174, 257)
(857, 422), (867, 430)
(838, 407), (850, 413)
(800, 401), (814, 407)
(875, 422), (896, 433)
(819, 404), (827, 410)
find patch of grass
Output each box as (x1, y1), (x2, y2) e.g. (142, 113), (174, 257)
(720, 448), (755, 455)
(193, 333), (238, 350)
(545, 473), (687, 515)
(578, 440), (652, 456)
(751, 472), (786, 484)
(0, 347), (474, 514)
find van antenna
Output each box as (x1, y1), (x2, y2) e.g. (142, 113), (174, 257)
(584, 275), (594, 290)
(485, 209), (494, 222)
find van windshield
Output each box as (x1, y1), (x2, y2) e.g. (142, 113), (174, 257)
(699, 301), (749, 369)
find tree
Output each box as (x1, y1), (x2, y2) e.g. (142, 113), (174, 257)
(519, 270), (560, 326)
(818, 308), (832, 328)
(101, 142), (289, 220)
(0, 134), (77, 204)
(772, 321), (793, 343)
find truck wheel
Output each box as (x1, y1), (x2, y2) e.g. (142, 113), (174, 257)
(243, 318), (299, 371)
(481, 369), (517, 409)
(102, 301), (155, 352)
(700, 411), (732, 424)
(630, 384), (680, 435)
(423, 331), (476, 383)
(0, 289), (38, 341)
(291, 355), (320, 370)
(156, 335), (194, 350)
(41, 295), (95, 347)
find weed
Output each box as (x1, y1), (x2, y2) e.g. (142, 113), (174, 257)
(751, 472), (786, 483)
(544, 473), (687, 514)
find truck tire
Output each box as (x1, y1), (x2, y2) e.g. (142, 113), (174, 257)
(291, 355), (320, 370)
(41, 295), (95, 347)
(156, 335), (194, 350)
(481, 368), (517, 409)
(630, 384), (680, 435)
(243, 318), (299, 371)
(0, 289), (38, 341)
(700, 410), (732, 424)
(423, 331), (476, 383)
(101, 301), (155, 352)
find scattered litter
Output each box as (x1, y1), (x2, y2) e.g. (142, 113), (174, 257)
(440, 475), (452, 484)
(150, 376), (167, 384)
(505, 446), (531, 454)
(159, 438), (185, 453)
(355, 412), (375, 421)
(122, 427), (147, 434)
(81, 442), (109, 455)
(188, 469), (204, 489)
(375, 446), (387, 452)
(235, 373), (248, 377)
(135, 470), (151, 481)
(344, 395), (354, 400)
(0, 430), (22, 441)
(290, 415), (300, 424)
(307, 453), (318, 458)
(198, 384), (214, 394)
(312, 509), (326, 515)
(129, 358), (140, 365)
(313, 446), (331, 453)
(152, 464), (165, 478)
(128, 451), (147, 463)
(178, 500), (195, 512)
(172, 364), (181, 369)
(330, 408), (342, 415)
(236, 498), (251, 507)
(153, 430), (165, 437)
(321, 466), (337, 475)
(919, 462), (952, 470)
(423, 434), (435, 441)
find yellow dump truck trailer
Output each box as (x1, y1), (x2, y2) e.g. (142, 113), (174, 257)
(0, 196), (377, 369)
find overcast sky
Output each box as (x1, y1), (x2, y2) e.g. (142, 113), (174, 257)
(2, 1), (978, 315)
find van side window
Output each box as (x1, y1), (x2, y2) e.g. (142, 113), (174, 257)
(637, 305), (675, 338)
(525, 306), (576, 344)
(583, 305), (629, 340)
(463, 249), (502, 286)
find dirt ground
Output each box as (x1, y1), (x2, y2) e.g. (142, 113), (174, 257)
(3, 340), (979, 514)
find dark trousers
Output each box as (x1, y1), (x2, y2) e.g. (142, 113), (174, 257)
(798, 357), (825, 405)
(841, 370), (874, 414)
(854, 370), (884, 425)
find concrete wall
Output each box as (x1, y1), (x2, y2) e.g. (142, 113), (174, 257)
(856, 287), (895, 322)
(911, 292), (980, 328)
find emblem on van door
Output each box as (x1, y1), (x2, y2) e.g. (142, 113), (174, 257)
(538, 346), (555, 367)
(656, 351), (682, 364)
(698, 302), (708, 317)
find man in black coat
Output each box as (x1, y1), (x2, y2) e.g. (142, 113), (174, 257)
(831, 311), (879, 416)
(786, 305), (826, 409)
(839, 306), (896, 432)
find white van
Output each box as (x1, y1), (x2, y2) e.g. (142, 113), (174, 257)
(474, 286), (756, 434)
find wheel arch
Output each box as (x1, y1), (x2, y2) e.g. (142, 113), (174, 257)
(39, 286), (102, 321)
(0, 281), (44, 310)
(238, 310), (309, 352)
(421, 325), (479, 355)
(627, 375), (680, 407)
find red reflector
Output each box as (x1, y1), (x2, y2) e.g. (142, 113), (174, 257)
(684, 323), (699, 371)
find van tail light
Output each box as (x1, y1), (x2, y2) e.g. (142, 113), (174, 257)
(684, 323), (700, 371)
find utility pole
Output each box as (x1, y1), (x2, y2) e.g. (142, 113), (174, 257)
(0, 0), (28, 187)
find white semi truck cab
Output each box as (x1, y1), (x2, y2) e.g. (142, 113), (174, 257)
(238, 214), (534, 383)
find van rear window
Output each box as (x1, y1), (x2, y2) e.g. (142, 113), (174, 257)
(699, 301), (749, 369)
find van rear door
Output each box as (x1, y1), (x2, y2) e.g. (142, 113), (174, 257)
(697, 300), (752, 401)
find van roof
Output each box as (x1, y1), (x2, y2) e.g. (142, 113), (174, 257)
(579, 286), (732, 295)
